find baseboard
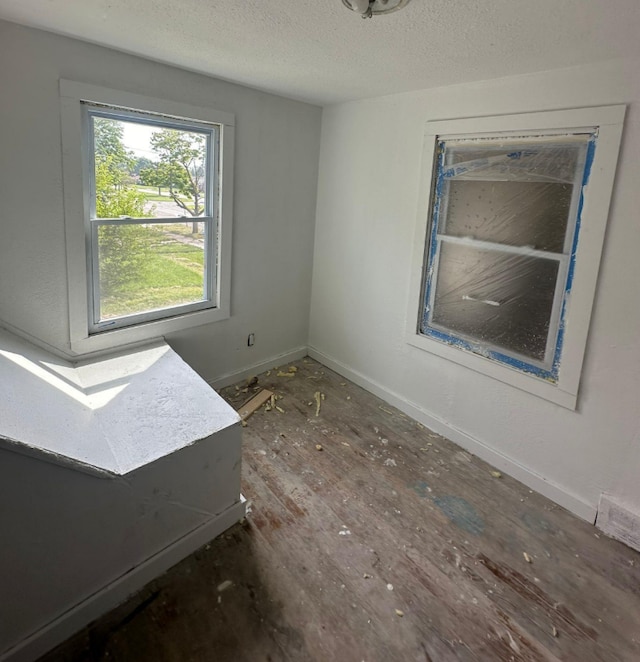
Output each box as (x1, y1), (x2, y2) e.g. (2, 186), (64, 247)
(596, 495), (640, 552)
(207, 346), (308, 390)
(1, 497), (246, 662)
(308, 346), (596, 523)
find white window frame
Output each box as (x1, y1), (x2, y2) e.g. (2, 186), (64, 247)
(60, 80), (235, 354)
(86, 105), (219, 333)
(406, 105), (625, 409)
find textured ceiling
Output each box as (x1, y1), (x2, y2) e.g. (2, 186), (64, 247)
(0, 0), (638, 105)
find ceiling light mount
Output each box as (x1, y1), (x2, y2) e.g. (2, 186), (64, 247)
(342, 0), (412, 19)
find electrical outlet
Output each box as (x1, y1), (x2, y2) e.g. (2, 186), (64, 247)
(247, 333), (255, 347)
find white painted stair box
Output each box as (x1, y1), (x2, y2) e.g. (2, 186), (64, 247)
(0, 328), (245, 662)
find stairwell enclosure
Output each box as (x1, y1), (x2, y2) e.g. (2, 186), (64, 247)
(0, 329), (244, 662)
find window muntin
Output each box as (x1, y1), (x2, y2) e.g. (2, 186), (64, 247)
(420, 134), (594, 380)
(85, 105), (220, 333)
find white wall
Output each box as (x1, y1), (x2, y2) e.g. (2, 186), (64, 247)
(0, 20), (321, 381)
(0, 330), (245, 661)
(310, 58), (640, 520)
(0, 424), (243, 660)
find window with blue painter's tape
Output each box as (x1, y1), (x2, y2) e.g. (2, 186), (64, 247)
(419, 133), (595, 383)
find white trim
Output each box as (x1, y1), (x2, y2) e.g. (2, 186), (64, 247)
(206, 345), (308, 390)
(407, 335), (578, 409)
(59, 80), (235, 127)
(308, 345), (597, 522)
(59, 80), (235, 355)
(426, 104), (625, 136)
(0, 498), (246, 662)
(406, 105), (626, 409)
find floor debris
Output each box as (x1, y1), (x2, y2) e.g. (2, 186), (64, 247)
(523, 552), (533, 563)
(277, 371), (295, 378)
(383, 459), (397, 467)
(491, 471), (503, 479)
(46, 356), (640, 662)
(217, 580), (233, 592)
(379, 405), (394, 416)
(314, 391), (324, 417)
(387, 583), (394, 591)
(237, 389), (274, 421)
(315, 444), (323, 451)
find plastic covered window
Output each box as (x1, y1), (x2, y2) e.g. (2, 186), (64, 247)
(420, 135), (595, 381)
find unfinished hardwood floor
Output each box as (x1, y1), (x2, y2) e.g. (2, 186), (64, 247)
(40, 358), (640, 662)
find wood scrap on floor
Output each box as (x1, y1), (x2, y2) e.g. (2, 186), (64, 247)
(236, 389), (274, 421)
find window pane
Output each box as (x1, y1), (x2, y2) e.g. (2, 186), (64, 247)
(444, 142), (584, 183)
(443, 180), (573, 252)
(92, 116), (209, 221)
(430, 242), (559, 361)
(96, 223), (206, 321)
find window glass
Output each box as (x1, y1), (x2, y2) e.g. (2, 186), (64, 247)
(92, 116), (210, 220)
(431, 243), (559, 362)
(444, 180), (572, 252)
(86, 106), (218, 332)
(96, 223), (206, 321)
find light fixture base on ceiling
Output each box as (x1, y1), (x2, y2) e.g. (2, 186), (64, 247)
(342, 0), (412, 19)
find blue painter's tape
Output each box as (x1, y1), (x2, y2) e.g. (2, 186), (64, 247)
(421, 326), (554, 380)
(419, 134), (598, 383)
(551, 134), (597, 375)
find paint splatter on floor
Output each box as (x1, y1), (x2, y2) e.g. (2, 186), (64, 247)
(433, 495), (484, 536)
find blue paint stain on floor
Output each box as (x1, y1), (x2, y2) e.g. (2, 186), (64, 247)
(520, 511), (557, 535)
(412, 480), (430, 498)
(433, 495), (484, 536)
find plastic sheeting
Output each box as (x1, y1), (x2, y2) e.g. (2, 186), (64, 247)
(423, 136), (591, 367)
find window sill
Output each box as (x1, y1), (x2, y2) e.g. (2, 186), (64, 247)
(70, 304), (229, 355)
(406, 331), (577, 410)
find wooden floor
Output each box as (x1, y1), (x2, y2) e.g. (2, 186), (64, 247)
(41, 358), (640, 662)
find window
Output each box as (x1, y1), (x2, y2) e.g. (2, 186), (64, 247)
(408, 106), (625, 408)
(60, 81), (235, 354)
(87, 107), (218, 332)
